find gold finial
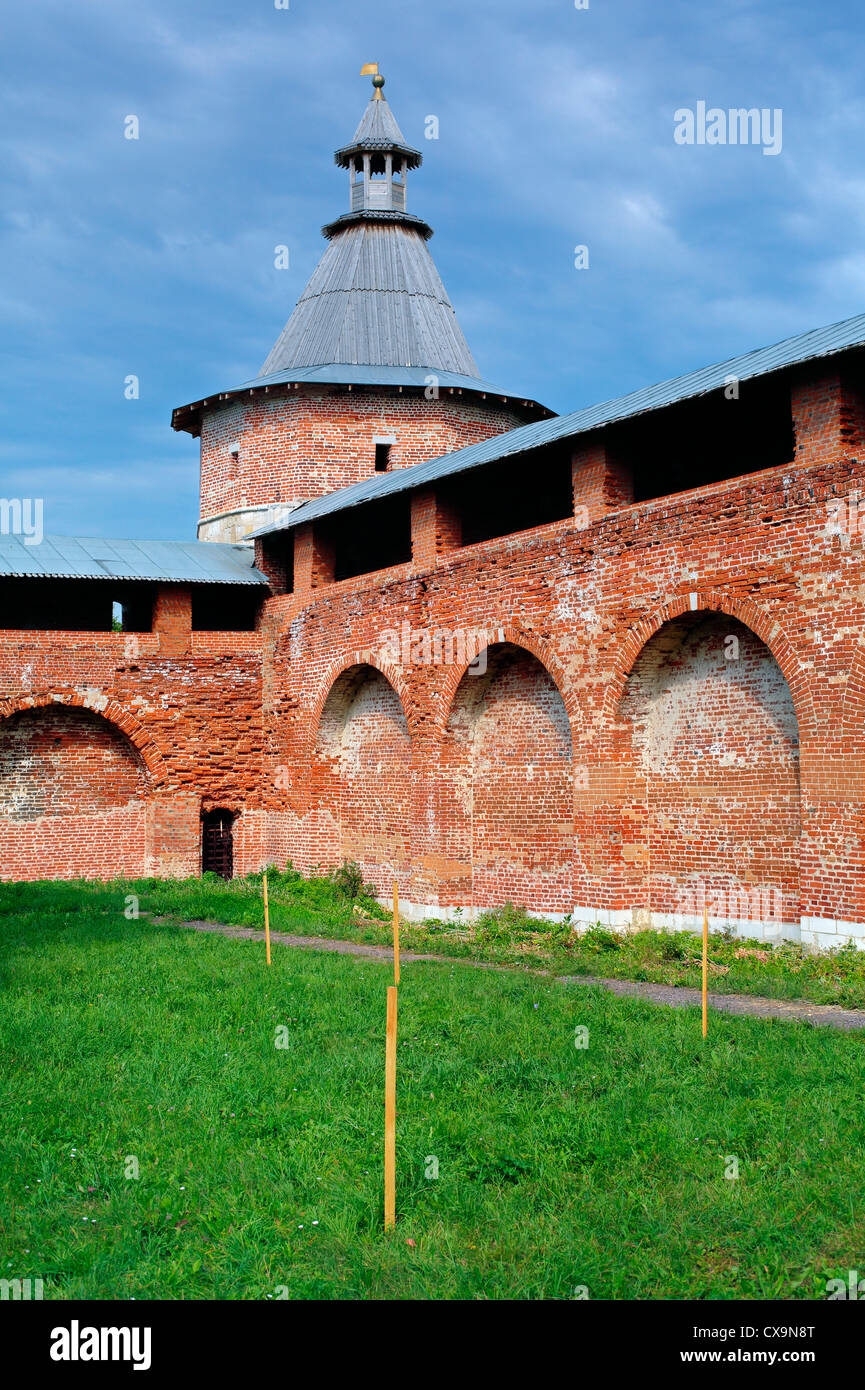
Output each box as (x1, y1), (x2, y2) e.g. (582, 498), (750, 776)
(360, 62), (385, 98)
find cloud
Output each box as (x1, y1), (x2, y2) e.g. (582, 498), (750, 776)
(2, 0), (865, 532)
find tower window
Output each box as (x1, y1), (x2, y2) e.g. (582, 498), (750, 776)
(375, 442), (391, 472)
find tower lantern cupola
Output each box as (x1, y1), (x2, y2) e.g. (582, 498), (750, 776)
(333, 67), (422, 217)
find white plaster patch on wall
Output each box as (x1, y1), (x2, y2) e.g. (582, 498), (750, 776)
(80, 687), (109, 713)
(551, 573), (585, 624)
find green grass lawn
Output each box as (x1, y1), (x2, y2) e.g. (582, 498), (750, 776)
(35, 867), (865, 1010)
(2, 880), (865, 1300)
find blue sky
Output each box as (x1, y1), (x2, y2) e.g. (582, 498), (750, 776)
(2, 0), (864, 539)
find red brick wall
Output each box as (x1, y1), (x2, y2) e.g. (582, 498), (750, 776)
(0, 639), (264, 882)
(572, 438), (635, 524)
(259, 412), (865, 943)
(198, 386), (533, 525)
(439, 645), (574, 913)
(153, 587), (191, 657)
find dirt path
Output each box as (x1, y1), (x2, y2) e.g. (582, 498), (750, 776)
(162, 916), (865, 1032)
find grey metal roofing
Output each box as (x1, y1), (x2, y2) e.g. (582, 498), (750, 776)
(249, 308), (865, 540)
(0, 535), (269, 584)
(258, 218), (481, 378)
(334, 94), (422, 168)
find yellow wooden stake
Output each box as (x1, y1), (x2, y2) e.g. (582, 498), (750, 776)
(384, 985), (397, 1231)
(264, 872), (271, 967)
(702, 905), (708, 1038)
(392, 879), (400, 986)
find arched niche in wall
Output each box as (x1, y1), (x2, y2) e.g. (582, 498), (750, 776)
(443, 642), (574, 915)
(616, 612), (800, 935)
(0, 704), (150, 880)
(311, 663), (413, 896)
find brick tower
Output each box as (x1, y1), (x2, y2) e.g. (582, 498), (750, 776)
(173, 70), (551, 543)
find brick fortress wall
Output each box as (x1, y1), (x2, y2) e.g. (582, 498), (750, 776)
(1, 370), (864, 951)
(256, 368), (865, 949)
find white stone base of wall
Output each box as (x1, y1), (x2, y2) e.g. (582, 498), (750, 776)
(383, 898), (865, 951)
(799, 915), (865, 951)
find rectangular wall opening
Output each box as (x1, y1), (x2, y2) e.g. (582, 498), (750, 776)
(439, 446), (574, 548)
(321, 494), (412, 582)
(618, 377), (795, 504)
(191, 585), (262, 631)
(0, 579), (155, 632)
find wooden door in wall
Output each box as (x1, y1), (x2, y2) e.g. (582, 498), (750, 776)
(202, 809), (234, 879)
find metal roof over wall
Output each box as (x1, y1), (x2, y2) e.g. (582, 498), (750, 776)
(250, 308), (865, 539)
(0, 535), (269, 584)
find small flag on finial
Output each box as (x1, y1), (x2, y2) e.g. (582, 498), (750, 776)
(360, 62), (385, 97)
(361, 62), (383, 97)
